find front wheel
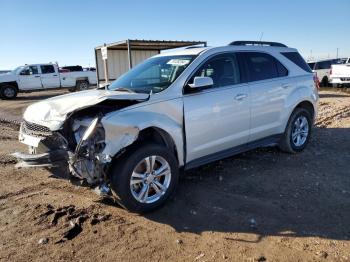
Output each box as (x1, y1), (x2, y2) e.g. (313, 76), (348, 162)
(0, 85), (18, 99)
(279, 108), (312, 153)
(110, 144), (179, 213)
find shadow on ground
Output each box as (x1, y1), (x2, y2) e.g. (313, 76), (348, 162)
(144, 127), (350, 242)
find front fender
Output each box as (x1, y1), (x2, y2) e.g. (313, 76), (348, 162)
(100, 99), (184, 166)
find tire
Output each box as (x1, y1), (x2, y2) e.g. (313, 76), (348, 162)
(279, 108), (312, 154)
(75, 80), (89, 91)
(0, 85), (18, 99)
(110, 144), (179, 213)
(320, 76), (328, 87)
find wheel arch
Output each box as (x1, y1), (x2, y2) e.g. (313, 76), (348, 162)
(0, 81), (19, 90)
(295, 100), (315, 120)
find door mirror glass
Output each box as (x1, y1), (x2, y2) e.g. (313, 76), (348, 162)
(188, 76), (213, 89)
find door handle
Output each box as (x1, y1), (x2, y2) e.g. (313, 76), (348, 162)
(234, 94), (248, 101)
(34, 75), (40, 78)
(282, 84), (290, 89)
(53, 74), (58, 76)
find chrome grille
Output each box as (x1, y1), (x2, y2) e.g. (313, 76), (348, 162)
(21, 120), (52, 137)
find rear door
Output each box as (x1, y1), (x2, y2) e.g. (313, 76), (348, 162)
(40, 65), (60, 88)
(18, 65), (42, 90)
(239, 52), (290, 142)
(184, 53), (251, 163)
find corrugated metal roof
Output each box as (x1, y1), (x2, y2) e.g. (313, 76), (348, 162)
(95, 39), (207, 51)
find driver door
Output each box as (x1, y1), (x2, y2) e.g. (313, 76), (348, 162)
(18, 65), (42, 90)
(183, 53), (250, 164)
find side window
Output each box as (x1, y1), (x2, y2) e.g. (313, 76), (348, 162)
(276, 59), (288, 77)
(190, 54), (241, 88)
(244, 52), (279, 81)
(281, 52), (312, 73)
(20, 66), (39, 75)
(29, 66), (39, 75)
(41, 65), (55, 74)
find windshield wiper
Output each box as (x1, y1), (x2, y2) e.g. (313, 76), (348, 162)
(115, 87), (135, 93)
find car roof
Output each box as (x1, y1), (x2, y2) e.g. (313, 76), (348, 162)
(155, 45), (297, 57)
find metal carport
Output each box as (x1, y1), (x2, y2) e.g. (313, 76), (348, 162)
(94, 39), (207, 85)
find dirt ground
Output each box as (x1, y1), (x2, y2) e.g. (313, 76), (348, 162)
(0, 89), (349, 262)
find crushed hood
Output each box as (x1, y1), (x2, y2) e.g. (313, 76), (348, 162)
(23, 89), (149, 130)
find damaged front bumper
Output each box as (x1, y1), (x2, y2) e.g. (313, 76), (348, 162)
(12, 149), (69, 168)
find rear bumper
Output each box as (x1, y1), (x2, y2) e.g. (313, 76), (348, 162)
(12, 149), (68, 168)
(330, 77), (350, 84)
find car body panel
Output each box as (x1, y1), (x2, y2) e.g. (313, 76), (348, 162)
(23, 89), (149, 130)
(184, 83), (250, 162)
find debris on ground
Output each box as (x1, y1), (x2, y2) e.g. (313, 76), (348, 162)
(38, 238), (49, 245)
(35, 204), (112, 243)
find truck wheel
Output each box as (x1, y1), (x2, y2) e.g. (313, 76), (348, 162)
(320, 76), (328, 87)
(76, 80), (89, 91)
(0, 85), (18, 99)
(110, 144), (179, 213)
(279, 108), (312, 154)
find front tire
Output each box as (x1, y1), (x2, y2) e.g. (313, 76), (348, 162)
(110, 144), (179, 213)
(279, 108), (312, 153)
(0, 85), (18, 99)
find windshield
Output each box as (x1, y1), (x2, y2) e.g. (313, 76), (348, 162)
(11, 66), (24, 74)
(108, 55), (196, 93)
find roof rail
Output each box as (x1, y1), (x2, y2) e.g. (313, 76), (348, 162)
(229, 41), (287, 47)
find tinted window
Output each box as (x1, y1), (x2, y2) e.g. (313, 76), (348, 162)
(281, 52), (312, 73)
(62, 66), (83, 72)
(191, 54), (241, 88)
(244, 52), (278, 81)
(20, 66), (39, 75)
(315, 60), (332, 70)
(41, 65), (55, 74)
(276, 59), (288, 77)
(308, 62), (315, 70)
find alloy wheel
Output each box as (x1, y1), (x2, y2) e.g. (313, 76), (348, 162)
(129, 155), (171, 204)
(291, 115), (309, 147)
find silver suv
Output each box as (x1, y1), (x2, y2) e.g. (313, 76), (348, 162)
(15, 41), (318, 213)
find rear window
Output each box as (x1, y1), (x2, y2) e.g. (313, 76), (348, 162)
(281, 52), (312, 73)
(243, 52), (287, 81)
(41, 65), (55, 74)
(308, 62), (315, 70)
(315, 60), (332, 70)
(62, 66), (83, 72)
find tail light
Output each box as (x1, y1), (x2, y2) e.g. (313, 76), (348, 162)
(330, 66), (332, 75)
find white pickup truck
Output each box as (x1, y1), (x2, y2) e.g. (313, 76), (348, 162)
(330, 58), (350, 87)
(0, 63), (97, 99)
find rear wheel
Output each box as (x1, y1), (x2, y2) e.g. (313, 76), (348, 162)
(320, 76), (329, 87)
(0, 85), (17, 99)
(279, 108), (312, 153)
(110, 144), (179, 213)
(76, 80), (89, 91)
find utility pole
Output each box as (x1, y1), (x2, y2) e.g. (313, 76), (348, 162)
(336, 48), (339, 59)
(259, 32), (264, 42)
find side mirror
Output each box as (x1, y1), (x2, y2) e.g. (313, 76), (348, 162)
(188, 76), (213, 89)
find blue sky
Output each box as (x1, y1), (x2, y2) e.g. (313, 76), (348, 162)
(1, 0), (349, 69)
